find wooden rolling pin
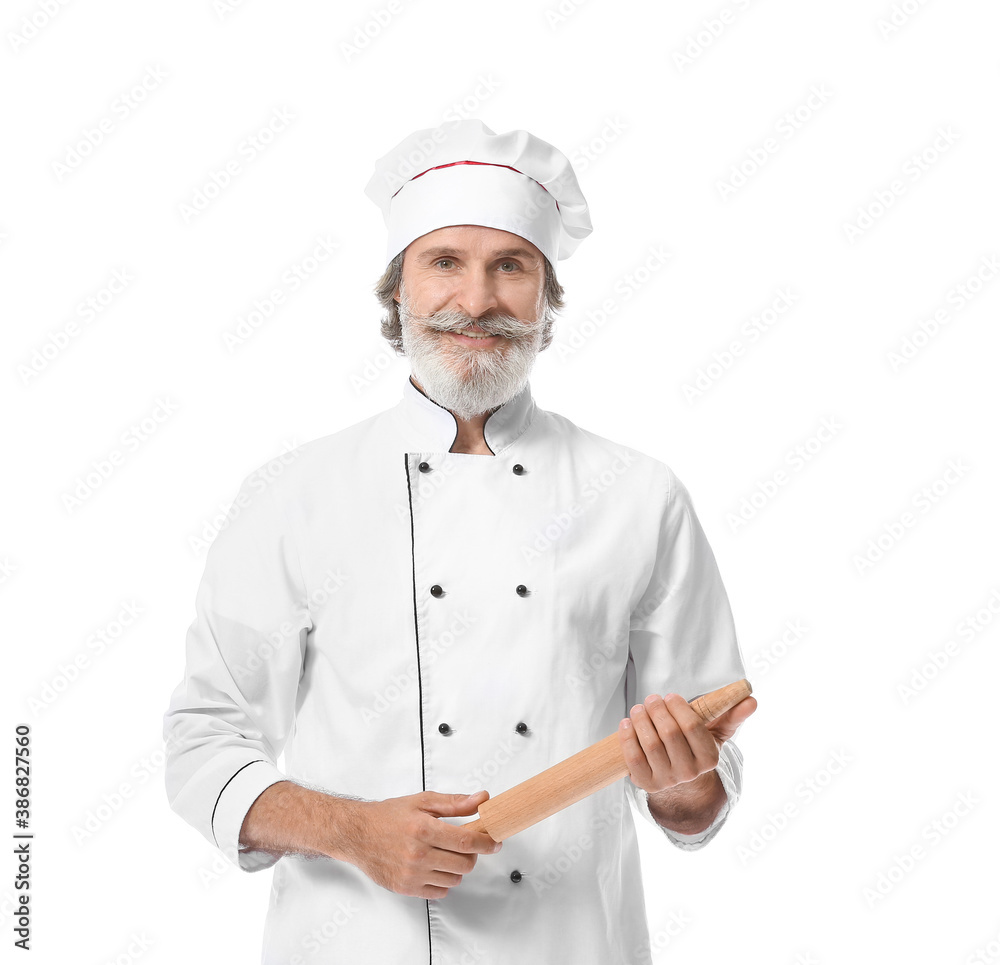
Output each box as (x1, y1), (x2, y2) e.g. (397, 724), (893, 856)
(463, 678), (752, 842)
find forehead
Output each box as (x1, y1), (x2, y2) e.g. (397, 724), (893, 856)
(405, 224), (544, 264)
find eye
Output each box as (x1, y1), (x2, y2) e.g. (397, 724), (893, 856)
(435, 259), (454, 269)
(498, 261), (519, 272)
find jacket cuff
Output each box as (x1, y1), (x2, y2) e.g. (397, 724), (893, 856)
(211, 759), (287, 872)
(660, 739), (741, 851)
(631, 780), (730, 852)
(658, 795), (731, 851)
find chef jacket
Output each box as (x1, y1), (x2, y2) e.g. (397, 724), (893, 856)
(163, 376), (747, 965)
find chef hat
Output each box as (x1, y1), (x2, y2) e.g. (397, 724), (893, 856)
(365, 119), (592, 268)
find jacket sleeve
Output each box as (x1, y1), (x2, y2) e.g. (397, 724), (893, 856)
(624, 464), (747, 850)
(163, 471), (311, 871)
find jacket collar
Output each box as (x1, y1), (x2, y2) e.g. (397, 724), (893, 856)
(396, 375), (537, 454)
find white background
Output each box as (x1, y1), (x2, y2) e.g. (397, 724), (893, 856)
(3, 0), (999, 962)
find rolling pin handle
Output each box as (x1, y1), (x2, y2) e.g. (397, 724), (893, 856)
(688, 678), (753, 722)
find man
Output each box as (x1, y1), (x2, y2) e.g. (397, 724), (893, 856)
(163, 120), (756, 964)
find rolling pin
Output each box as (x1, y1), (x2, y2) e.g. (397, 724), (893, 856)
(463, 678), (752, 842)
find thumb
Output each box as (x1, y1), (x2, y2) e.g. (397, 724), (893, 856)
(707, 695), (757, 743)
(423, 790), (490, 817)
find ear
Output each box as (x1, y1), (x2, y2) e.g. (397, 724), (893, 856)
(393, 262), (404, 305)
(394, 249), (408, 305)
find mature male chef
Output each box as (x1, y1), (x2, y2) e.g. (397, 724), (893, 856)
(163, 119), (756, 964)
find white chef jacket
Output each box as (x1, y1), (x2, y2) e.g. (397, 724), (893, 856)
(163, 376), (747, 965)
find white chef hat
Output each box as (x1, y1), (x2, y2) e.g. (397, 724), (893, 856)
(365, 119), (592, 268)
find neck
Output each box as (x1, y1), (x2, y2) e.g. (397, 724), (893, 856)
(451, 412), (494, 454)
(410, 376), (497, 454)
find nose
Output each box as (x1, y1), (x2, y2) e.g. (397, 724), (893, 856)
(453, 267), (500, 319)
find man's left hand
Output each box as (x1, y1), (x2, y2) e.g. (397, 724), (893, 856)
(618, 692), (757, 794)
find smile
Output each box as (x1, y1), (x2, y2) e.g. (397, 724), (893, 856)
(448, 330), (501, 344)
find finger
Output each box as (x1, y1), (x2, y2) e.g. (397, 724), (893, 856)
(424, 865), (466, 887)
(706, 695), (758, 743)
(655, 694), (720, 777)
(425, 845), (479, 877)
(420, 790), (489, 817)
(643, 694), (719, 786)
(419, 884), (450, 900)
(636, 695), (698, 786)
(618, 713), (653, 788)
(413, 874), (458, 900)
(631, 701), (673, 776)
(423, 814), (501, 856)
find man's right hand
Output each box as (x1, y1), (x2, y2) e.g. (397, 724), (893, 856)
(239, 782), (501, 900)
(343, 789), (501, 899)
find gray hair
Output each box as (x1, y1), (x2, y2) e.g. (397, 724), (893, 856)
(374, 250), (565, 355)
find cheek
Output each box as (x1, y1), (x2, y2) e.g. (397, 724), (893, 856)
(403, 274), (450, 310)
(499, 283), (543, 319)
(417, 286), (458, 315)
(526, 294), (545, 323)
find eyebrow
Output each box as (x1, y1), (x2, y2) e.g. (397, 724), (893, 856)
(417, 245), (540, 262)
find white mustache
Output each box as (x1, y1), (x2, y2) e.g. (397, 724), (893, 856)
(407, 307), (544, 340)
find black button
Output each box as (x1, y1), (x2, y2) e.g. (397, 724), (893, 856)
(430, 585), (444, 597)
(512, 464), (524, 475)
(515, 722), (528, 735)
(515, 584), (528, 596)
(438, 723), (452, 736)
(510, 870), (522, 883)
(418, 461), (431, 473)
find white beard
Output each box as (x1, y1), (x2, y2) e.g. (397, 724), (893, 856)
(398, 288), (547, 421)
